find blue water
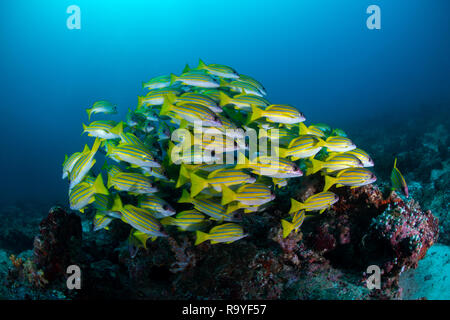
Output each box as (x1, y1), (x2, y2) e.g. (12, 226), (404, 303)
(0, 0), (449, 205)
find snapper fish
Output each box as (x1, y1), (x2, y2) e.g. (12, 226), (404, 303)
(306, 153), (363, 175)
(178, 189), (240, 222)
(298, 122), (326, 138)
(341, 148), (374, 167)
(82, 121), (123, 140)
(324, 168), (377, 191)
(160, 100), (222, 127)
(112, 195), (167, 238)
(142, 75), (171, 90)
(138, 88), (182, 107)
(107, 170), (158, 194)
(93, 213), (113, 231)
(160, 209), (206, 231)
(170, 71), (220, 88)
(167, 92), (222, 113)
(238, 74), (267, 96)
(391, 158), (408, 197)
(106, 143), (161, 168)
(289, 192), (339, 214)
(278, 135), (325, 160)
(323, 136), (356, 152)
(236, 156), (303, 179)
(86, 100), (117, 121)
(196, 59), (239, 79)
(62, 148), (86, 179)
(220, 79), (263, 97)
(69, 138), (102, 189)
(69, 174), (109, 212)
(138, 194), (176, 218)
(281, 210), (307, 238)
(218, 91), (270, 111)
(195, 223), (247, 245)
(250, 105), (306, 125)
(221, 183), (275, 206)
(189, 169), (256, 197)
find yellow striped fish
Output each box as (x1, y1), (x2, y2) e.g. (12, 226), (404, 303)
(298, 122), (326, 138)
(324, 168), (377, 191)
(195, 223), (247, 245)
(189, 169), (256, 197)
(168, 92), (222, 113)
(178, 190), (240, 222)
(218, 91), (270, 110)
(107, 171), (157, 194)
(139, 194), (176, 218)
(196, 59), (239, 79)
(236, 156), (303, 179)
(86, 100), (117, 121)
(238, 74), (267, 96)
(62, 148), (86, 179)
(221, 79), (262, 97)
(160, 100), (222, 127)
(119, 132), (144, 146)
(250, 105), (306, 124)
(69, 174), (109, 212)
(93, 213), (113, 231)
(160, 209), (206, 231)
(324, 136), (356, 152)
(171, 71), (220, 88)
(281, 210), (307, 238)
(107, 143), (160, 168)
(289, 191), (339, 214)
(138, 88), (182, 107)
(112, 195), (167, 238)
(278, 135), (325, 160)
(142, 75), (171, 90)
(69, 138), (102, 189)
(332, 148), (374, 167)
(82, 121), (123, 140)
(306, 153), (363, 175)
(221, 183), (275, 206)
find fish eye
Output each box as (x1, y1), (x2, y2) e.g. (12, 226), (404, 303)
(211, 150), (216, 157)
(292, 164), (299, 171)
(234, 141), (238, 147)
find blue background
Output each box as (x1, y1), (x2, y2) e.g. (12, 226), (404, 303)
(0, 0), (449, 205)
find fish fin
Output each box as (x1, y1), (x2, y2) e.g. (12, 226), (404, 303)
(82, 123), (87, 133)
(111, 194), (123, 212)
(79, 208), (85, 214)
(316, 138), (327, 148)
(90, 137), (102, 155)
(179, 119), (189, 129)
(195, 230), (209, 245)
(221, 185), (236, 205)
(182, 64), (190, 74)
(307, 159), (324, 175)
(393, 157), (398, 168)
(281, 219), (295, 238)
(249, 105), (263, 123)
(166, 92), (177, 105)
(298, 122), (308, 135)
(93, 174), (109, 195)
(319, 208), (326, 214)
(176, 165), (191, 188)
(86, 108), (92, 121)
(278, 147), (288, 158)
(190, 173), (209, 197)
(289, 198), (304, 214)
(63, 154), (68, 164)
(170, 73), (178, 85)
(350, 186), (358, 189)
(235, 154), (249, 169)
(198, 58), (206, 69)
(324, 175), (337, 191)
(137, 96), (144, 109)
(109, 122), (123, 136)
(178, 189), (192, 204)
(160, 98), (173, 116)
(219, 91), (232, 107)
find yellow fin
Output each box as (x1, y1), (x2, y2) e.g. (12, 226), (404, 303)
(289, 198), (304, 214)
(281, 219), (295, 238)
(195, 230), (209, 245)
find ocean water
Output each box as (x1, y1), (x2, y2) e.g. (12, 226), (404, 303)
(0, 0), (449, 300)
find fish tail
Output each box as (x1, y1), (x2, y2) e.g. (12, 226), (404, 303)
(221, 185), (236, 205)
(289, 198), (304, 214)
(93, 174), (109, 195)
(86, 108), (92, 121)
(170, 73), (178, 85)
(109, 121), (123, 136)
(195, 230), (209, 245)
(82, 123), (87, 132)
(278, 147), (288, 158)
(160, 98), (173, 116)
(249, 105), (263, 123)
(190, 173), (208, 197)
(281, 219), (295, 238)
(176, 165), (191, 188)
(166, 92), (177, 105)
(178, 189), (192, 204)
(111, 194), (123, 212)
(219, 91), (232, 107)
(307, 159), (324, 175)
(316, 138), (327, 148)
(298, 122), (308, 135)
(323, 175), (337, 192)
(160, 217), (175, 225)
(137, 96), (144, 109)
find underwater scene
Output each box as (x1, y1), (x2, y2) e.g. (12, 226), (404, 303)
(0, 0), (449, 303)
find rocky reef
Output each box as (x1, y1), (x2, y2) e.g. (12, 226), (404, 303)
(0, 177), (439, 300)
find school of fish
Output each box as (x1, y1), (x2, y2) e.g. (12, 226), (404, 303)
(62, 59), (378, 250)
